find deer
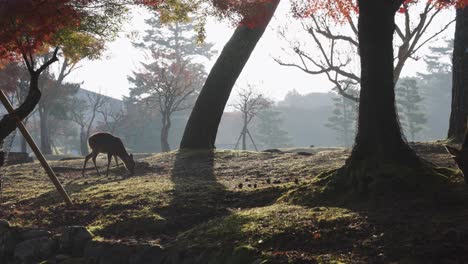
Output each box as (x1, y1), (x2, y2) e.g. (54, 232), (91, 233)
(445, 132), (468, 184)
(82, 132), (135, 177)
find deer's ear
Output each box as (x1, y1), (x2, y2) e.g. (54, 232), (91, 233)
(130, 154), (133, 159)
(445, 145), (461, 157)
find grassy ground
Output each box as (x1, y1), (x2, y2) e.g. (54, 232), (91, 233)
(1, 142), (468, 263)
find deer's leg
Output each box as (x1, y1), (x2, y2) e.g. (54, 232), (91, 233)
(92, 152), (101, 176)
(82, 153), (93, 177)
(106, 153), (112, 176)
(114, 156), (120, 170)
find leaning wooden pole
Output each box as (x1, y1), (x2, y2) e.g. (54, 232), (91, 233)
(0, 90), (73, 206)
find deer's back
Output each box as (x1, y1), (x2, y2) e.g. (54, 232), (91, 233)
(88, 132), (125, 155)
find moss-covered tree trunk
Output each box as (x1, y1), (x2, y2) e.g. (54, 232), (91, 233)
(448, 6), (468, 143)
(337, 0), (424, 195)
(179, 0), (280, 150)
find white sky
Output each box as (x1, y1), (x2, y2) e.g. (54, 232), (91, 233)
(67, 0), (456, 103)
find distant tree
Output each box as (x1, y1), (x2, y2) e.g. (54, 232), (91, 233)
(133, 15), (215, 60)
(130, 15), (209, 152)
(417, 41), (452, 140)
(232, 85), (272, 150)
(69, 92), (105, 156)
(97, 99), (126, 135)
(448, 6), (468, 142)
(396, 78), (427, 141)
(129, 55), (202, 152)
(36, 30), (105, 154)
(119, 98), (161, 153)
(255, 109), (292, 149)
(325, 87), (358, 147)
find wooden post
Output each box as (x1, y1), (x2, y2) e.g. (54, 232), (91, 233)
(0, 90), (73, 206)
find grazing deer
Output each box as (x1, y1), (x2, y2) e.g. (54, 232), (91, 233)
(82, 132), (135, 177)
(445, 133), (468, 184)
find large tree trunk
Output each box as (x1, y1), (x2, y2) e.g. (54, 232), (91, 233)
(160, 115), (171, 152)
(180, 0), (280, 150)
(448, 7), (468, 143)
(39, 106), (53, 155)
(338, 0), (423, 195)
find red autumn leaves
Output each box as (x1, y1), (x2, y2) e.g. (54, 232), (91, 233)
(1, 0), (466, 64)
(0, 0), (82, 62)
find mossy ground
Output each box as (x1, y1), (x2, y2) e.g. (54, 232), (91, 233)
(1, 143), (468, 263)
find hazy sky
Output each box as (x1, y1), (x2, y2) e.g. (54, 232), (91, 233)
(66, 0), (456, 103)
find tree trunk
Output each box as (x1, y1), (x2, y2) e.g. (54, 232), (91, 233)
(0, 73), (41, 142)
(343, 98), (349, 147)
(39, 106), (53, 155)
(80, 127), (88, 156)
(448, 7), (468, 143)
(242, 112), (248, 150)
(339, 0), (422, 194)
(19, 117), (29, 153)
(180, 0), (280, 149)
(242, 129), (247, 150)
(0, 73), (41, 169)
(160, 115), (171, 152)
(20, 135), (27, 153)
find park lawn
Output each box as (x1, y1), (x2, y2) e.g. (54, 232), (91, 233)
(1, 142), (468, 263)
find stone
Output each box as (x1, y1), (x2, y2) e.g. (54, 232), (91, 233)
(83, 240), (133, 264)
(22, 229), (51, 240)
(0, 219), (10, 235)
(0, 229), (22, 260)
(43, 253), (72, 264)
(14, 237), (57, 263)
(128, 245), (164, 264)
(60, 226), (93, 256)
(54, 254), (72, 262)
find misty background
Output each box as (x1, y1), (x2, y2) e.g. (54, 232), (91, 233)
(0, 0), (455, 155)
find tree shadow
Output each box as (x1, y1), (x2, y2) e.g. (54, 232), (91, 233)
(158, 149), (228, 232)
(284, 179), (468, 263)
(153, 150), (288, 237)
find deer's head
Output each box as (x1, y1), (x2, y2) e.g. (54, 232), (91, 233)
(446, 145), (468, 182)
(124, 154), (135, 175)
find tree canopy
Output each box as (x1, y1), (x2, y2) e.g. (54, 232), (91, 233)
(292, 0), (468, 22)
